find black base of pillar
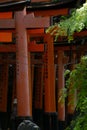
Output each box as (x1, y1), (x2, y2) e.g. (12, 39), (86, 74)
(33, 109), (44, 130)
(0, 112), (8, 130)
(44, 112), (58, 130)
(67, 114), (73, 126)
(58, 121), (66, 130)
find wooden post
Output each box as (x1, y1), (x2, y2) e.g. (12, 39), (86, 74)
(34, 65), (43, 110)
(28, 35), (32, 120)
(43, 34), (58, 130)
(15, 8), (32, 124)
(58, 50), (65, 130)
(0, 55), (9, 130)
(0, 63), (8, 112)
(67, 53), (77, 124)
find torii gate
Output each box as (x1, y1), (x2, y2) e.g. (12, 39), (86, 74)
(0, 9), (49, 129)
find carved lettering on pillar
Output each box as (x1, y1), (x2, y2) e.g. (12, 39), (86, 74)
(44, 43), (48, 79)
(34, 66), (43, 109)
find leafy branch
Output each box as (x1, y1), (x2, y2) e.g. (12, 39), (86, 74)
(64, 56), (87, 130)
(46, 1), (87, 42)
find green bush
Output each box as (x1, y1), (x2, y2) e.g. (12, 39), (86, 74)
(65, 56), (87, 130)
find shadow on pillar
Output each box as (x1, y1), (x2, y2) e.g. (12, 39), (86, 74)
(66, 114), (73, 126)
(0, 112), (8, 130)
(44, 112), (58, 130)
(58, 121), (66, 130)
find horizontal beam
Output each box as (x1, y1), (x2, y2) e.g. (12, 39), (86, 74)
(0, 43), (87, 53)
(0, 12), (12, 18)
(31, 59), (43, 65)
(0, 59), (15, 64)
(0, 32), (12, 42)
(0, 29), (44, 33)
(24, 13), (50, 28)
(0, 19), (15, 29)
(54, 45), (76, 51)
(27, 28), (44, 34)
(0, 14), (50, 29)
(0, 45), (16, 52)
(29, 8), (68, 17)
(29, 42), (44, 52)
(74, 30), (87, 37)
(54, 44), (87, 51)
(0, 43), (44, 52)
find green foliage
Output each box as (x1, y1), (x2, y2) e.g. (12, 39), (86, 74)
(64, 69), (70, 77)
(46, 2), (87, 42)
(58, 87), (67, 103)
(64, 56), (87, 130)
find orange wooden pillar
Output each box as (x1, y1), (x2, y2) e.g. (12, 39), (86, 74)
(0, 57), (9, 130)
(58, 50), (65, 130)
(0, 63), (8, 112)
(43, 34), (58, 130)
(33, 64), (44, 128)
(33, 65), (43, 110)
(15, 8), (32, 125)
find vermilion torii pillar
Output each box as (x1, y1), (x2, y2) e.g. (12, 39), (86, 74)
(58, 50), (65, 130)
(67, 53), (77, 124)
(44, 34), (58, 130)
(15, 8), (32, 122)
